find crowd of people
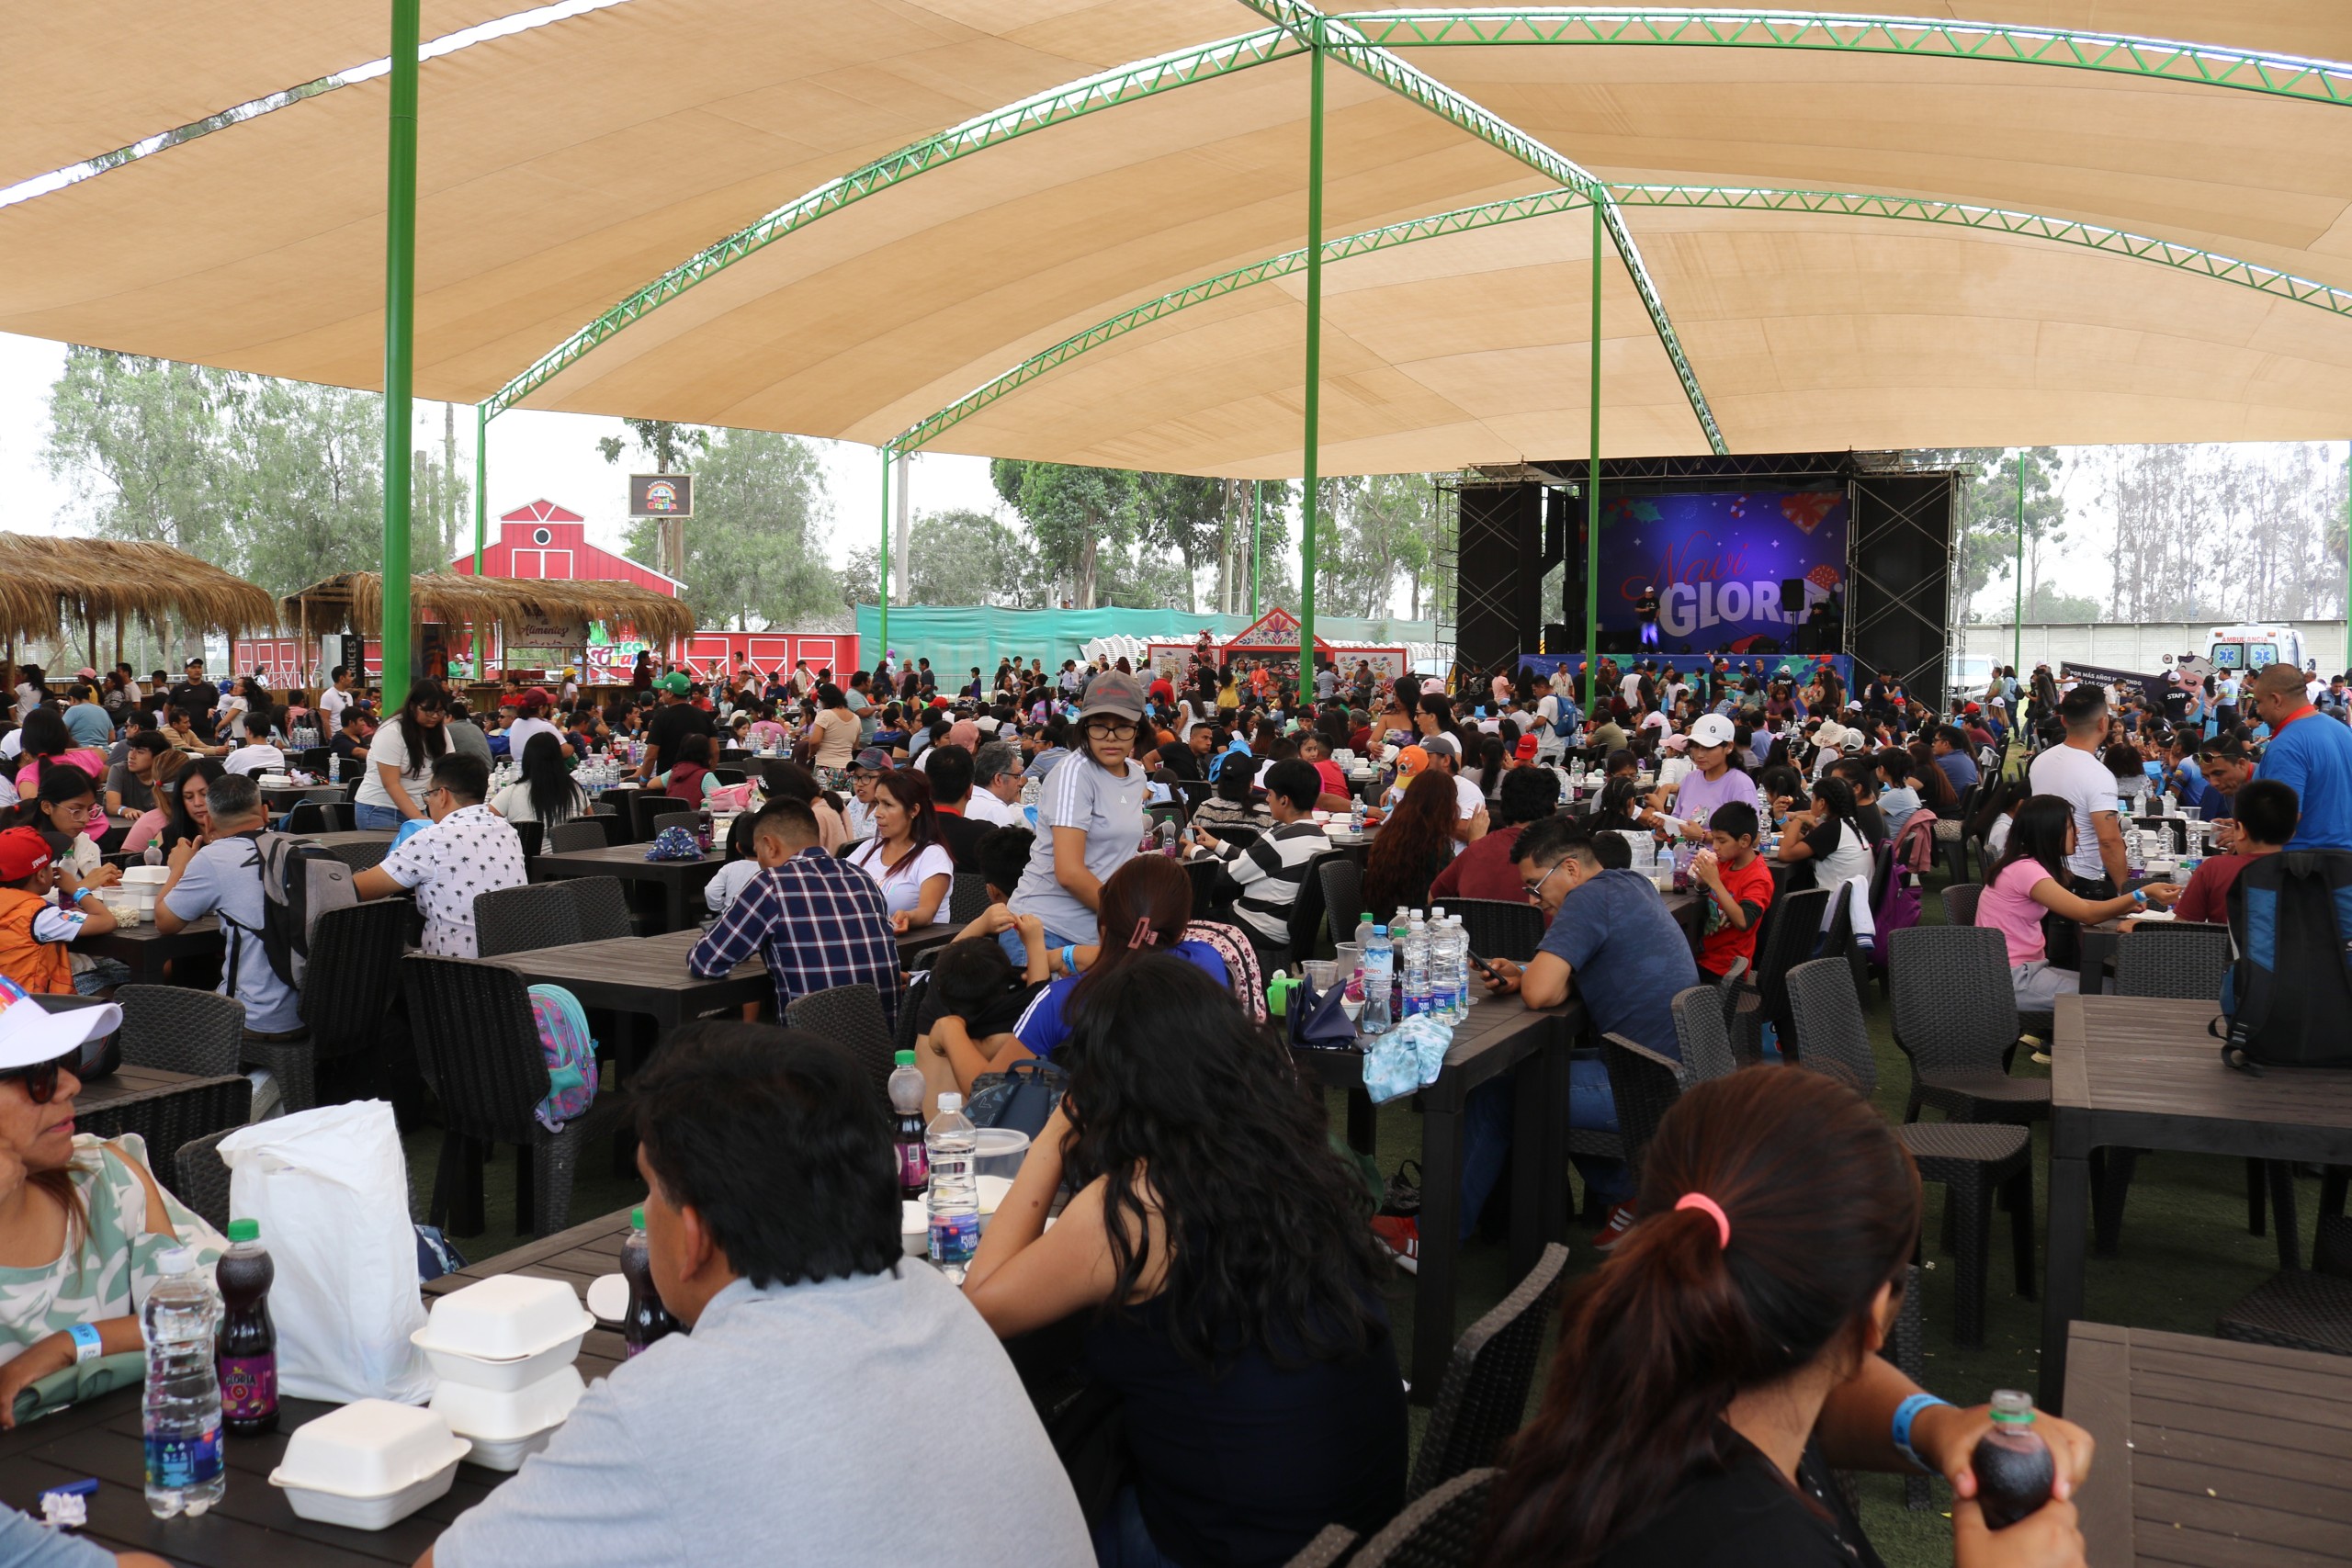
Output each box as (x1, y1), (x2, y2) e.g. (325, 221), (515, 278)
(6, 630), (2346, 1568)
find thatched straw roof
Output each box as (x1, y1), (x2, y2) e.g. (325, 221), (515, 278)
(0, 532), (280, 644)
(287, 572), (696, 646)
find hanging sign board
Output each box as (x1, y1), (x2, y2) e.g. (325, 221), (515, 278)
(506, 613), (588, 647)
(628, 474), (693, 517)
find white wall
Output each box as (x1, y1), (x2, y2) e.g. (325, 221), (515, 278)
(1957, 619), (2348, 677)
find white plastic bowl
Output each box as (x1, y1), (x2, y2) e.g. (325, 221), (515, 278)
(972, 1126), (1030, 1180)
(418, 1275), (594, 1359)
(268, 1400), (469, 1530)
(900, 1199), (927, 1258)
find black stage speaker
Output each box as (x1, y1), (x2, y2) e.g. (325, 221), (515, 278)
(1454, 484), (1536, 683)
(1848, 471), (1956, 714)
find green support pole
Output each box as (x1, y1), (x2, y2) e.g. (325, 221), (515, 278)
(878, 447), (892, 662)
(472, 404), (487, 576)
(1585, 197), (1601, 717)
(379, 0), (420, 708)
(1250, 479), (1262, 620)
(2014, 449), (2026, 672)
(1298, 33), (1324, 681)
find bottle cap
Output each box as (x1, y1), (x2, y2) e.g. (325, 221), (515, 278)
(226, 1219), (259, 1244)
(937, 1093), (963, 1114)
(155, 1247), (193, 1275)
(1989, 1389), (2036, 1424)
(894, 1049), (916, 1066)
(1373, 925), (1387, 936)
(630, 1206), (646, 1229)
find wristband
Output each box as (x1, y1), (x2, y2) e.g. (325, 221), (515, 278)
(68, 886), (90, 905)
(1060, 943), (1078, 976)
(67, 1323), (102, 1365)
(1891, 1393), (1952, 1473)
(2132, 887), (2148, 907)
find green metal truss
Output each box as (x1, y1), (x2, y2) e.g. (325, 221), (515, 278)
(1344, 9), (2352, 109)
(1237, 0), (1725, 453)
(481, 27), (1305, 417)
(888, 186), (1598, 455)
(890, 179), (2352, 457)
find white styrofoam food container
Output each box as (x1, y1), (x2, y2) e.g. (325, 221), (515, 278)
(268, 1400), (470, 1530)
(411, 1275), (594, 1391)
(432, 1364), (583, 1471)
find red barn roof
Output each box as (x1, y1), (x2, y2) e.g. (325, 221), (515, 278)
(451, 499), (682, 596)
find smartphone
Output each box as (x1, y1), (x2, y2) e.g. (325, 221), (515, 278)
(1464, 949), (1508, 986)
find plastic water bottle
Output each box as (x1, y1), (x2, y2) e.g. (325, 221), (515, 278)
(1434, 915), (1467, 1024)
(925, 1093), (980, 1281)
(2125, 825), (2145, 878)
(2160, 789), (2177, 818)
(1349, 795), (1364, 832)
(1361, 925), (1395, 1035)
(1398, 916), (1429, 1020)
(142, 1247), (224, 1518)
(888, 1049), (929, 1200)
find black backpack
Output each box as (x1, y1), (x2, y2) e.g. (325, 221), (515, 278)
(221, 831), (357, 995)
(2219, 849), (2352, 1072)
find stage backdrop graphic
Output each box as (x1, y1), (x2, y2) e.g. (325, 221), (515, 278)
(1595, 490), (1847, 652)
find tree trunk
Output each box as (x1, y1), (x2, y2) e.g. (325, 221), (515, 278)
(1076, 530), (1100, 609)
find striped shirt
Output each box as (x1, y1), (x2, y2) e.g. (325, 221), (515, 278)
(1210, 819), (1330, 945)
(690, 847), (900, 1024)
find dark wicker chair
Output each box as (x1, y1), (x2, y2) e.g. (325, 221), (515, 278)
(563, 875), (638, 942)
(284, 799), (335, 834)
(324, 838), (390, 872)
(1347, 1468), (1497, 1568)
(511, 820), (543, 860)
(1671, 983), (1738, 1084)
(1452, 898), (1544, 964)
(298, 899), (410, 1106)
(78, 1076), (253, 1165)
(947, 872), (991, 926)
(1600, 1034), (1683, 1190)
(1746, 886), (1829, 1063)
(1939, 882), (1982, 928)
(2093, 922), (2239, 1255)
(1408, 1243), (1569, 1500)
(402, 955), (630, 1238)
(547, 819), (609, 855)
(628, 793), (671, 843)
(652, 811), (700, 838)
(473, 883), (585, 958)
(1285, 850), (1343, 967)
(2217, 1215), (2352, 1358)
(1789, 957), (2032, 1347)
(1819, 888), (1873, 1016)
(1320, 858), (1363, 948)
(116, 986), (243, 1077)
(1887, 925), (2049, 1127)
(785, 983), (898, 1111)
(171, 1126), (236, 1233)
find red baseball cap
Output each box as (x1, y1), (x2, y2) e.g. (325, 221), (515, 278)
(1514, 734), (1540, 760)
(0, 828), (53, 882)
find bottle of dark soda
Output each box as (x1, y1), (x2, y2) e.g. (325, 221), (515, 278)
(214, 1219), (277, 1438)
(1973, 1389), (2055, 1529)
(888, 1049), (929, 1201)
(619, 1207), (678, 1359)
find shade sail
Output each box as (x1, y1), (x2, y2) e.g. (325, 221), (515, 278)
(4, 1), (2352, 471)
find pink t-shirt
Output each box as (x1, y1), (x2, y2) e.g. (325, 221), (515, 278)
(1977, 858), (2054, 966)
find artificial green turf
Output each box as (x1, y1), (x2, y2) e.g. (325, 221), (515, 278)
(400, 858), (2327, 1568)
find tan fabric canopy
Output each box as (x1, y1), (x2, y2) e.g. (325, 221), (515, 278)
(288, 571), (696, 645)
(5, 1), (2352, 470)
(0, 533), (279, 644)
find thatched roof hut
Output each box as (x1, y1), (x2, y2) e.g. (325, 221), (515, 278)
(0, 533), (280, 646)
(284, 572), (696, 647)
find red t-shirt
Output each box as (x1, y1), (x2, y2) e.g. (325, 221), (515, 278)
(1148, 678), (1175, 705)
(1313, 758), (1349, 800)
(1698, 852), (1777, 977)
(1430, 824), (1527, 904)
(2174, 852), (2256, 925)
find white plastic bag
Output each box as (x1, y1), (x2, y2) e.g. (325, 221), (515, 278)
(218, 1100), (435, 1404)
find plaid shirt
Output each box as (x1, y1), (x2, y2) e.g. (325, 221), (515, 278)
(689, 846), (900, 1024)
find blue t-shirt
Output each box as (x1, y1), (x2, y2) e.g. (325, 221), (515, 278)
(62, 705), (114, 749)
(1536, 868), (1698, 1056)
(1934, 750), (1980, 795)
(159, 835), (305, 1033)
(1012, 941), (1230, 1060)
(2258, 709), (2352, 852)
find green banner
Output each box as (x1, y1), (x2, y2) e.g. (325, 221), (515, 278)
(854, 605), (1433, 681)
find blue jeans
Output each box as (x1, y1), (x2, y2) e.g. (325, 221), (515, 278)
(997, 921), (1090, 968)
(1091, 1486), (1182, 1568)
(1457, 1055), (1628, 1241)
(354, 803), (404, 830)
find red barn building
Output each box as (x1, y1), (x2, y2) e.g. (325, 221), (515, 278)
(452, 500), (686, 595)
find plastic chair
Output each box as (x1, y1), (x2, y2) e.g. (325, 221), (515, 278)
(511, 819), (543, 860)
(784, 983), (898, 1111)
(401, 955), (629, 1237)
(1746, 886), (1829, 1063)
(652, 811), (700, 838)
(1319, 857), (1363, 947)
(324, 837), (390, 872)
(1452, 898), (1544, 964)
(1345, 1469), (1497, 1568)
(2217, 1215), (2352, 1358)
(1789, 957), (2032, 1346)
(564, 875), (639, 942)
(1939, 882), (1982, 928)
(1887, 925), (2049, 1127)
(171, 1126), (235, 1234)
(284, 799), (335, 834)
(547, 819), (609, 854)
(947, 872), (991, 927)
(1285, 850), (1341, 967)
(116, 985), (243, 1077)
(296, 898), (411, 1109)
(1408, 1243), (1568, 1500)
(1671, 983), (1738, 1084)
(1600, 1033), (1683, 1190)
(628, 793), (671, 842)
(473, 883), (585, 958)
(77, 1075), (253, 1164)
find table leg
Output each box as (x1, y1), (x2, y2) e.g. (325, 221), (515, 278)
(1412, 1104), (1462, 1405)
(2264, 1161), (2301, 1272)
(1344, 1088), (1375, 1157)
(666, 879), (688, 935)
(2041, 1147), (2091, 1414)
(1510, 1054), (1546, 1279)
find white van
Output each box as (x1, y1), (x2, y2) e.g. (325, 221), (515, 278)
(2207, 625), (2307, 675)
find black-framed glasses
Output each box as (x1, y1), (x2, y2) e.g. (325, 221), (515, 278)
(1084, 720), (1137, 739)
(0, 1050), (76, 1105)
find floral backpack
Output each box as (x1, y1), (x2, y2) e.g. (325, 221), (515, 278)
(646, 825), (702, 862)
(1182, 919), (1267, 1023)
(526, 984), (598, 1132)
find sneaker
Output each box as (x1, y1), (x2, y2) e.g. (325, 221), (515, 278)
(1590, 1201), (1638, 1250)
(1370, 1214), (1419, 1274)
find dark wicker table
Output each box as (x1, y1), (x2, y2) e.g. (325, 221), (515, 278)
(2041, 994), (2352, 1410)
(530, 842), (723, 933)
(1291, 994), (1580, 1402)
(2064, 1322), (2352, 1568)
(79, 916), (222, 986)
(74, 1061), (251, 1154)
(0, 1213), (634, 1564)
(467, 930), (769, 1032)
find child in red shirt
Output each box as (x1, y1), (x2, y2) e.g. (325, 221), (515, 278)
(1692, 800), (1775, 980)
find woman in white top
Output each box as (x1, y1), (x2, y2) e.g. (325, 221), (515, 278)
(844, 770), (954, 929)
(503, 687), (571, 764)
(490, 732), (586, 827)
(354, 682), (450, 829)
(1775, 773), (1876, 929)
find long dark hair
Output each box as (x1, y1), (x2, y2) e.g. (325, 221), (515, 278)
(393, 681), (450, 767)
(516, 732), (584, 826)
(13, 761), (97, 833)
(1989, 793), (2075, 887)
(1363, 769), (1455, 915)
(15, 709), (72, 764)
(165, 756), (227, 845)
(1057, 954), (1391, 1369)
(1486, 1069), (1919, 1566)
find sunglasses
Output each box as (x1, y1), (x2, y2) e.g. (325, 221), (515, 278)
(0, 1049), (77, 1105)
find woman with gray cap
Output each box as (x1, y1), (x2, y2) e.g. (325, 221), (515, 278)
(1002, 669), (1150, 962)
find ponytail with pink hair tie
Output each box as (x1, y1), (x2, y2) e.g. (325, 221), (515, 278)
(1674, 1192), (1731, 1248)
(1129, 917), (1159, 949)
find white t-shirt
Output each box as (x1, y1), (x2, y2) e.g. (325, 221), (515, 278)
(966, 789), (1022, 828)
(2029, 742), (2121, 881)
(845, 840), (956, 924)
(491, 778), (583, 827)
(318, 685), (350, 736)
(1620, 671), (1642, 707)
(221, 743), (285, 777)
(355, 721), (435, 812)
(505, 716), (564, 762)
(217, 692), (250, 741)
(705, 857), (763, 915)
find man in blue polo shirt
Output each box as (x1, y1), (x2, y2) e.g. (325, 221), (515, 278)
(2247, 662), (2352, 850)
